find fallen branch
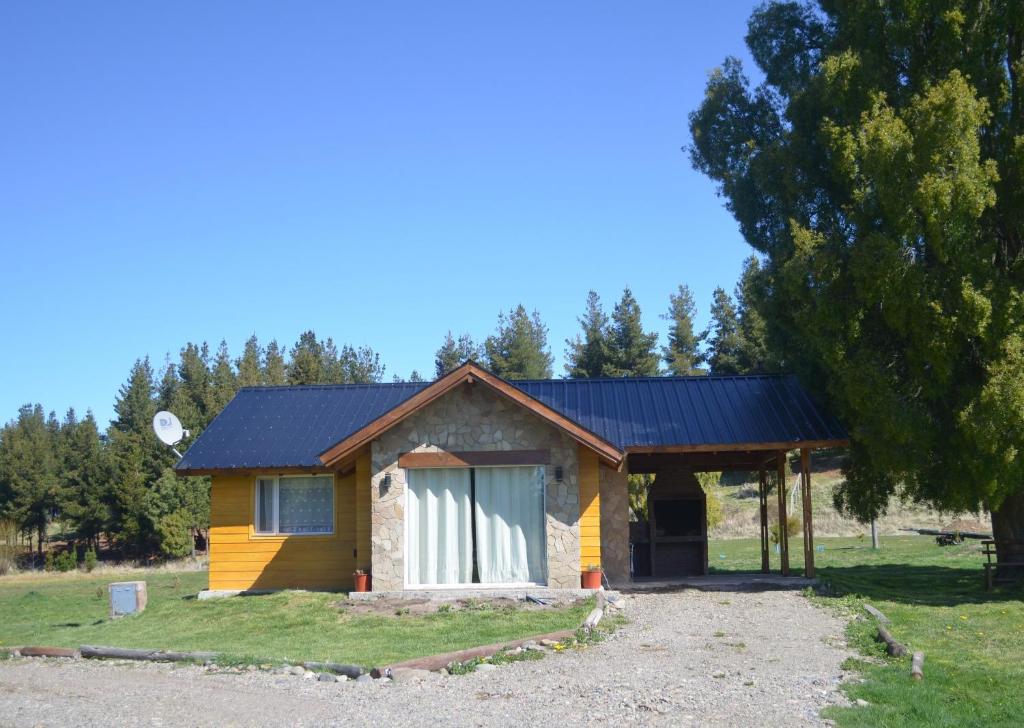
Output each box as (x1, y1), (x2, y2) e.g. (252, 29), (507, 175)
(371, 628), (576, 677)
(875, 626), (908, 657)
(863, 604), (891, 624)
(911, 651), (924, 680)
(80, 645), (218, 663)
(301, 661), (363, 678)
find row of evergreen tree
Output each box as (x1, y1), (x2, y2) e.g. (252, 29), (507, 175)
(0, 265), (770, 562)
(0, 332), (389, 562)
(434, 257), (774, 380)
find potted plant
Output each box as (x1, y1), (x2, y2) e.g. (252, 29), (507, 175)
(581, 564), (603, 589)
(353, 569), (370, 593)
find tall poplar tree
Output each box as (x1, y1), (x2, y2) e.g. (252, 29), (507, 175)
(690, 0), (1024, 565)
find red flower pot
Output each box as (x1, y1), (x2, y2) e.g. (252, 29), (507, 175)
(353, 573), (370, 592)
(581, 570), (602, 589)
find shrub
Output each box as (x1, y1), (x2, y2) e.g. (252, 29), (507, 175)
(83, 547), (98, 573)
(54, 549), (77, 572)
(769, 515), (802, 545)
(156, 510), (193, 558)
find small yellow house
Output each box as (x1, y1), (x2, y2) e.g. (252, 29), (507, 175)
(175, 362), (846, 595)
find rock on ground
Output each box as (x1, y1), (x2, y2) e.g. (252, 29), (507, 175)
(0, 588), (851, 727)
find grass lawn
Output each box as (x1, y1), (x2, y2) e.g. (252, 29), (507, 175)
(0, 569), (592, 668)
(710, 535), (1024, 728)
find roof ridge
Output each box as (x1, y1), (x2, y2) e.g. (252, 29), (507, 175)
(237, 381), (431, 392)
(513, 373), (794, 383)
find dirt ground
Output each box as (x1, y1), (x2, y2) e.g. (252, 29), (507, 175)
(0, 586), (853, 727)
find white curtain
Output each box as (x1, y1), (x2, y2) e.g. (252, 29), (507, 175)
(474, 466), (546, 584)
(406, 468), (473, 585)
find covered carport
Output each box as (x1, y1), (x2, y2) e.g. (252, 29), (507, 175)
(627, 442), (844, 579)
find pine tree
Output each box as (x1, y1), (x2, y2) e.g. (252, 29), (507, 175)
(320, 338), (343, 383)
(339, 344), (384, 383)
(704, 288), (743, 375)
(209, 340), (238, 414)
(435, 332), (482, 377)
(58, 410), (111, 548)
(263, 340), (287, 385)
(112, 358), (158, 436)
(606, 288), (660, 377)
(173, 343), (211, 430)
(409, 369), (425, 382)
(287, 331), (323, 385)
(0, 405), (59, 557)
(236, 335), (263, 388)
(733, 256), (777, 374)
(108, 359), (170, 555)
(484, 306), (554, 379)
(661, 284), (705, 375)
(565, 291), (612, 378)
(156, 356), (180, 412)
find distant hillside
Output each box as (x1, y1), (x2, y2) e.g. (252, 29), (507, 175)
(707, 451), (991, 539)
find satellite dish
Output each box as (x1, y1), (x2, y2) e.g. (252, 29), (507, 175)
(152, 411), (184, 447)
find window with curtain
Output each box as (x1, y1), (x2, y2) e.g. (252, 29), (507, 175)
(255, 476), (333, 535)
(405, 465), (546, 586)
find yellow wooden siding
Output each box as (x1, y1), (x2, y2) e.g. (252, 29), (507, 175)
(208, 472), (357, 591)
(578, 447), (601, 569)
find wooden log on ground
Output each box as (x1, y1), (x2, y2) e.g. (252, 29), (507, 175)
(863, 604), (891, 624)
(18, 646), (79, 658)
(583, 606), (603, 631)
(80, 645), (219, 663)
(875, 626), (908, 657)
(371, 628), (576, 677)
(301, 661), (363, 678)
(911, 651), (924, 680)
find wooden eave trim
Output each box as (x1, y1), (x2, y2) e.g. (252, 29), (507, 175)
(398, 449), (551, 469)
(623, 439), (849, 455)
(318, 363), (624, 468)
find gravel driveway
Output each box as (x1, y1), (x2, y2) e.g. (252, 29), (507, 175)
(0, 587), (852, 727)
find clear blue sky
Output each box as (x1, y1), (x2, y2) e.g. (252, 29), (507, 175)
(1, 1), (761, 428)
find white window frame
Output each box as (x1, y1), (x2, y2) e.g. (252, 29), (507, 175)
(253, 475), (334, 536)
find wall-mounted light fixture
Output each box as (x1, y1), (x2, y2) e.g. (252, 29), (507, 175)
(554, 466), (564, 482)
(380, 473), (392, 494)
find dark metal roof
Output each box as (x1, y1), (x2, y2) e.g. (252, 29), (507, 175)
(175, 374), (846, 472)
(514, 376), (847, 449)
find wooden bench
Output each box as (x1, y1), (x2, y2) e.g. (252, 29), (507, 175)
(982, 540), (1024, 591)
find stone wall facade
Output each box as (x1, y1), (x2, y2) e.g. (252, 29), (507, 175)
(599, 465), (630, 585)
(369, 383), (581, 591)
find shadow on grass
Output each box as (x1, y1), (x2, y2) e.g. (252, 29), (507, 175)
(818, 563), (1024, 606)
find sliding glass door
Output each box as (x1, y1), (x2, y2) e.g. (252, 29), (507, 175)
(405, 465), (546, 587)
(474, 467), (546, 584)
(405, 468), (473, 586)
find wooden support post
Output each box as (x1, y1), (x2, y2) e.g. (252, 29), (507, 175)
(758, 468), (770, 573)
(777, 452), (790, 576)
(801, 448), (815, 578)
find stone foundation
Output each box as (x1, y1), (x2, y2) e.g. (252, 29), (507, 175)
(370, 383), (581, 591)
